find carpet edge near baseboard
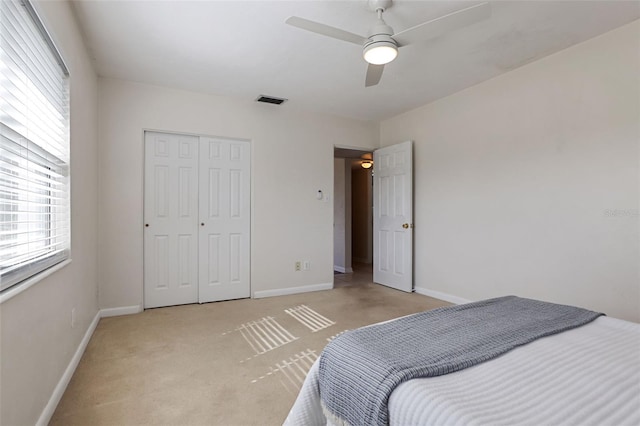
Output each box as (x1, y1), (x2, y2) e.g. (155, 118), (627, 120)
(253, 282), (333, 299)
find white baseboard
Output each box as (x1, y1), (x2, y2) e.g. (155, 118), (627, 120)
(414, 287), (472, 305)
(37, 304), (143, 425)
(36, 310), (101, 426)
(333, 266), (353, 274)
(100, 305), (143, 317)
(253, 282), (333, 299)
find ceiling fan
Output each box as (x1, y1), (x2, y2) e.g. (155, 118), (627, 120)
(286, 0), (491, 87)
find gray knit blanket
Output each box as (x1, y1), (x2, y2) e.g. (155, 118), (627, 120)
(318, 296), (603, 426)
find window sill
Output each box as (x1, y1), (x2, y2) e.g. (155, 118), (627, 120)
(0, 259), (72, 304)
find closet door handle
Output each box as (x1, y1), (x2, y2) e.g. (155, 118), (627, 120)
(201, 223), (205, 226)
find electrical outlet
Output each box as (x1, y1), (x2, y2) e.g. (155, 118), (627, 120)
(71, 308), (76, 328)
(303, 260), (310, 271)
(295, 261), (301, 272)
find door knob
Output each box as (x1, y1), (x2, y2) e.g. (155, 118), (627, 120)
(201, 223), (205, 226)
(402, 223), (409, 229)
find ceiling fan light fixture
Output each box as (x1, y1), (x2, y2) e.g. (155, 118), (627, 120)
(361, 160), (373, 169)
(286, 1), (492, 87)
(363, 41), (397, 65)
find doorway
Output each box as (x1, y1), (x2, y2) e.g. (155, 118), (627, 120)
(333, 147), (373, 286)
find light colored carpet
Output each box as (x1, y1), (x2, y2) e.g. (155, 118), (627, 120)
(51, 269), (449, 425)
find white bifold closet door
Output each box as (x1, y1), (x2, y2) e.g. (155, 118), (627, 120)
(144, 132), (199, 308)
(198, 136), (250, 303)
(144, 131), (250, 309)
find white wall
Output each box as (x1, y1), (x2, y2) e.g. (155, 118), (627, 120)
(333, 158), (353, 273)
(381, 21), (640, 322)
(333, 158), (347, 271)
(0, 1), (99, 425)
(98, 79), (378, 308)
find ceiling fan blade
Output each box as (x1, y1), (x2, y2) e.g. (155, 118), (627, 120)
(365, 64), (385, 87)
(286, 16), (368, 46)
(392, 2), (491, 47)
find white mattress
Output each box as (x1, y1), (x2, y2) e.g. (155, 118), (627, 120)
(284, 316), (640, 426)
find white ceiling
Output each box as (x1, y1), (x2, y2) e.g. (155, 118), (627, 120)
(70, 0), (639, 121)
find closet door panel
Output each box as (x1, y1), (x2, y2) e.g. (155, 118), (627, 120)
(198, 138), (251, 303)
(144, 132), (199, 308)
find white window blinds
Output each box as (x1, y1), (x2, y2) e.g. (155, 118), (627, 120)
(0, 0), (70, 291)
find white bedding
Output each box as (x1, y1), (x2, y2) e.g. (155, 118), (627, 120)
(284, 316), (640, 426)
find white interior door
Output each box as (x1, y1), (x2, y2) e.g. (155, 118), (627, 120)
(144, 131), (199, 308)
(373, 141), (413, 292)
(198, 137), (251, 303)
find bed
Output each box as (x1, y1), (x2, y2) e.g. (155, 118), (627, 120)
(284, 297), (640, 426)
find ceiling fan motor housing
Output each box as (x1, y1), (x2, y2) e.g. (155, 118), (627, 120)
(363, 22), (398, 65)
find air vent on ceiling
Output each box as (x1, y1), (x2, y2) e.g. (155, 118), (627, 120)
(255, 95), (288, 105)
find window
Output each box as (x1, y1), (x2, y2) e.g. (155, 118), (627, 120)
(0, 0), (70, 292)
